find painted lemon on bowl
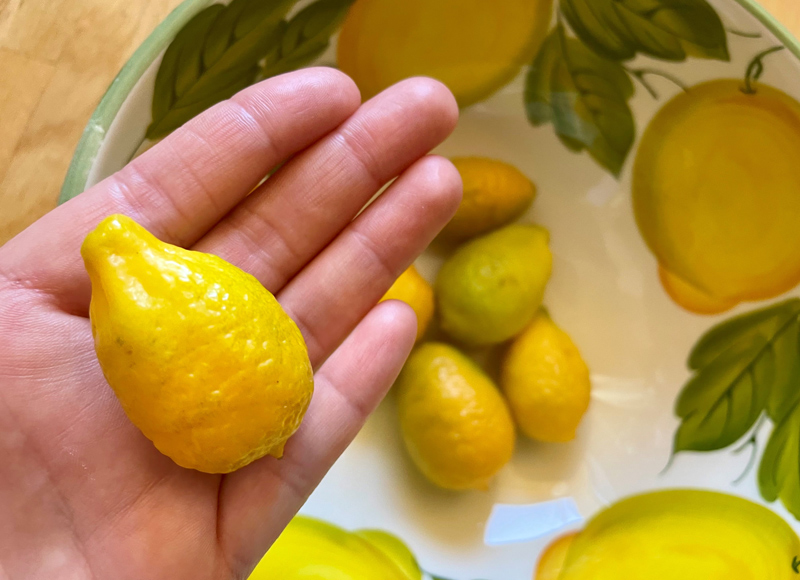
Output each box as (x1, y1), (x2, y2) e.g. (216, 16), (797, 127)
(337, 0), (553, 107)
(250, 516), (418, 580)
(535, 490), (800, 579)
(633, 79), (800, 314)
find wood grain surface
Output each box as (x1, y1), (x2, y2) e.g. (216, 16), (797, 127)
(0, 0), (799, 244)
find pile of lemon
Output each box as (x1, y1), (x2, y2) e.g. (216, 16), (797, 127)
(383, 157), (591, 491)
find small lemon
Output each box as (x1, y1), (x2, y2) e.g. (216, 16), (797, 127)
(396, 343), (515, 491)
(337, 0), (552, 107)
(440, 157), (537, 244)
(633, 79), (800, 314)
(380, 265), (434, 342)
(501, 310), (590, 442)
(436, 224), (552, 345)
(81, 215), (313, 473)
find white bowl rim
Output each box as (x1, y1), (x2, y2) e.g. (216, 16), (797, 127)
(58, 0), (800, 205)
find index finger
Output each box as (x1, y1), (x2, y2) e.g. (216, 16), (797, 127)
(0, 68), (360, 308)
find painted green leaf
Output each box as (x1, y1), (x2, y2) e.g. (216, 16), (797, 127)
(150, 5), (226, 131)
(759, 400), (800, 519)
(525, 25), (635, 176)
(766, 322), (800, 422)
(688, 298), (800, 369)
(674, 299), (800, 454)
(260, 0), (355, 79)
(148, 0), (296, 139)
(674, 337), (771, 452)
(560, 0), (729, 62)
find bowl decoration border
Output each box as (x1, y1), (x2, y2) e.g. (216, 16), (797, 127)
(58, 0), (800, 206)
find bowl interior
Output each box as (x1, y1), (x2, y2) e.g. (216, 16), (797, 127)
(62, 0), (800, 578)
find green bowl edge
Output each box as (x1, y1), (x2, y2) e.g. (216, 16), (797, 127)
(58, 0), (209, 205)
(58, 0), (800, 206)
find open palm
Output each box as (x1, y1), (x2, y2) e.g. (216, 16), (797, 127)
(0, 69), (460, 579)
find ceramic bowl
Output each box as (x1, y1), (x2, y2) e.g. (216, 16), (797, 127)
(60, 1), (800, 578)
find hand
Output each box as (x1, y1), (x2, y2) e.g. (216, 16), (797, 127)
(0, 69), (460, 579)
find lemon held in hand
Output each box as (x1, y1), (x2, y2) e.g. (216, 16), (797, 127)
(337, 0), (552, 107)
(501, 310), (590, 442)
(440, 157), (537, 244)
(396, 343), (515, 491)
(633, 79), (800, 314)
(380, 265), (434, 342)
(437, 223), (552, 345)
(81, 215), (313, 474)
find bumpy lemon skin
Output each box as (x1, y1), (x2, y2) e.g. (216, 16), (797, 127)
(380, 265), (434, 343)
(337, 0), (553, 108)
(439, 157), (537, 244)
(633, 79), (800, 314)
(501, 310), (590, 443)
(81, 215), (314, 474)
(396, 343), (515, 491)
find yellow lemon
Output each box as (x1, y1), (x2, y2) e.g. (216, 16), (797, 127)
(537, 490), (800, 579)
(440, 157), (537, 244)
(355, 530), (421, 580)
(81, 215), (313, 473)
(633, 79), (800, 314)
(396, 343), (515, 491)
(436, 224), (552, 346)
(501, 310), (590, 442)
(535, 533), (576, 580)
(337, 0), (553, 107)
(380, 265), (434, 342)
(251, 516), (414, 580)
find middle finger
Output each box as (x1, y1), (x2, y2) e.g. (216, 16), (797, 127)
(194, 77), (458, 293)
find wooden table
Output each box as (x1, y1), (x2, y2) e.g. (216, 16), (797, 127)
(1, 0), (799, 245)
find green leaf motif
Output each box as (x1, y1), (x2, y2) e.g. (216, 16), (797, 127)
(147, 0), (354, 140)
(525, 25), (635, 176)
(688, 299), (800, 370)
(148, 0), (295, 139)
(261, 0), (355, 79)
(674, 299), (800, 453)
(673, 298), (800, 520)
(759, 400), (800, 519)
(674, 337), (770, 452)
(766, 321), (800, 421)
(560, 0), (729, 62)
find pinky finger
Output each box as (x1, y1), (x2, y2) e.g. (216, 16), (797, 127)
(218, 300), (417, 572)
